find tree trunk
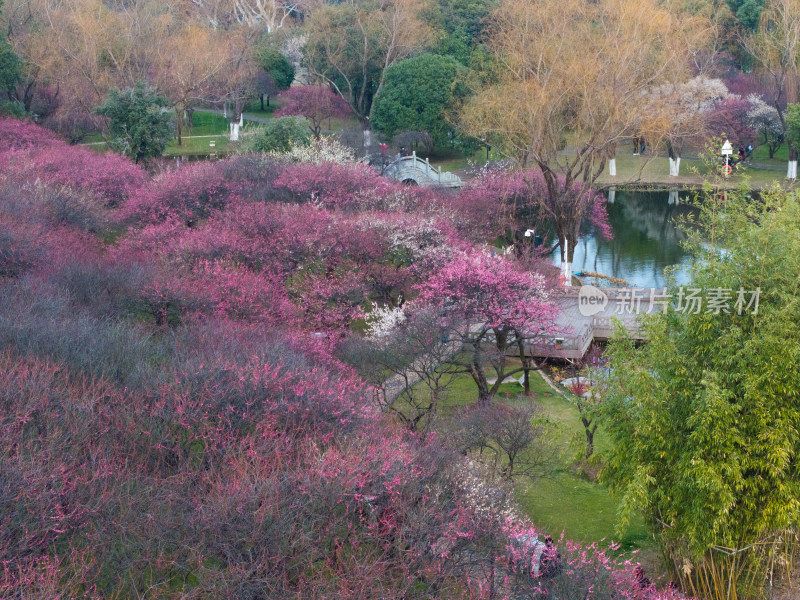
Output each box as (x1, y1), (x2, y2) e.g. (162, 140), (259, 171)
(260, 94), (264, 111)
(788, 147), (798, 179)
(230, 121), (240, 141)
(668, 156), (681, 176)
(176, 107), (183, 146)
(486, 327), (510, 399)
(560, 236), (573, 286)
(581, 418), (597, 459)
(364, 128), (372, 152)
(667, 143), (678, 176)
(468, 338), (492, 404)
(516, 334), (532, 395)
(607, 143), (617, 177)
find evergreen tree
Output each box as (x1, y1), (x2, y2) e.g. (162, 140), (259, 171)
(96, 83), (173, 163)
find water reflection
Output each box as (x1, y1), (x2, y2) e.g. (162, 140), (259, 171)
(557, 189), (695, 289)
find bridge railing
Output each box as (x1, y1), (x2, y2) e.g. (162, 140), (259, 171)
(384, 151), (462, 187)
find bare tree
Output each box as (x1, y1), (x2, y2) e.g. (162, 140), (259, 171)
(341, 308), (460, 438)
(185, 0), (297, 32)
(304, 0), (434, 123)
(452, 403), (559, 481)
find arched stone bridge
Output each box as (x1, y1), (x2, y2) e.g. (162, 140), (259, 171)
(383, 151), (463, 188)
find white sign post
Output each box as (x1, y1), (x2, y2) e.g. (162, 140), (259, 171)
(721, 139), (733, 177)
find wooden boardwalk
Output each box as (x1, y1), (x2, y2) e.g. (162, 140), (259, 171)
(524, 287), (667, 360)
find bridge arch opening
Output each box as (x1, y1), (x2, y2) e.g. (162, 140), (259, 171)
(401, 178), (419, 186)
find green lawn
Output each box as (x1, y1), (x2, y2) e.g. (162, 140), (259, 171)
(513, 386), (651, 551)
(163, 110), (271, 157)
(164, 135), (230, 157)
(406, 359), (653, 555)
(751, 140), (789, 163)
(596, 151), (792, 190)
(83, 133), (106, 144)
(428, 147), (496, 172)
(186, 110), (229, 136)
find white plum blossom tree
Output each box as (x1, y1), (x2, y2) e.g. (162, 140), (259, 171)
(651, 76), (730, 176)
(746, 94), (785, 159)
(365, 302), (407, 339)
(272, 137), (355, 164)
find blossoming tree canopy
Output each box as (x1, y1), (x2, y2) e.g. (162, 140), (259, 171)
(417, 251), (559, 401)
(418, 251), (556, 332)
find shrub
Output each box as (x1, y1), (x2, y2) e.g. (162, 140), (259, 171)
(0, 281), (173, 388)
(123, 161), (241, 225)
(249, 116), (312, 153)
(0, 142), (146, 208)
(273, 161), (394, 209)
(0, 117), (60, 151)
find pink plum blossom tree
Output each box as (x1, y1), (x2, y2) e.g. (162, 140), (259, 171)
(276, 85), (353, 138)
(417, 251), (558, 401)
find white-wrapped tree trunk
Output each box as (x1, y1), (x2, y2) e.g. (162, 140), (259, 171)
(560, 236), (572, 286)
(230, 122), (240, 141)
(608, 157), (616, 177)
(669, 157), (681, 176)
(364, 129), (372, 152)
(562, 260), (573, 286)
(788, 160), (797, 179)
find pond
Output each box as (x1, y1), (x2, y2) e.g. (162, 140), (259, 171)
(556, 189), (696, 289)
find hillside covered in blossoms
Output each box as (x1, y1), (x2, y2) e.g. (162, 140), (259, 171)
(0, 118), (689, 599)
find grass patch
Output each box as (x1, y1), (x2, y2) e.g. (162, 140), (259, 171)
(186, 111), (229, 136)
(596, 152), (790, 190)
(428, 148), (493, 172)
(751, 140), (788, 163)
(405, 358), (653, 554)
(83, 133), (106, 144)
(513, 383), (651, 550)
(164, 135), (230, 157)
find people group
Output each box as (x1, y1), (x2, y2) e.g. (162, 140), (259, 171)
(722, 143), (754, 172)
